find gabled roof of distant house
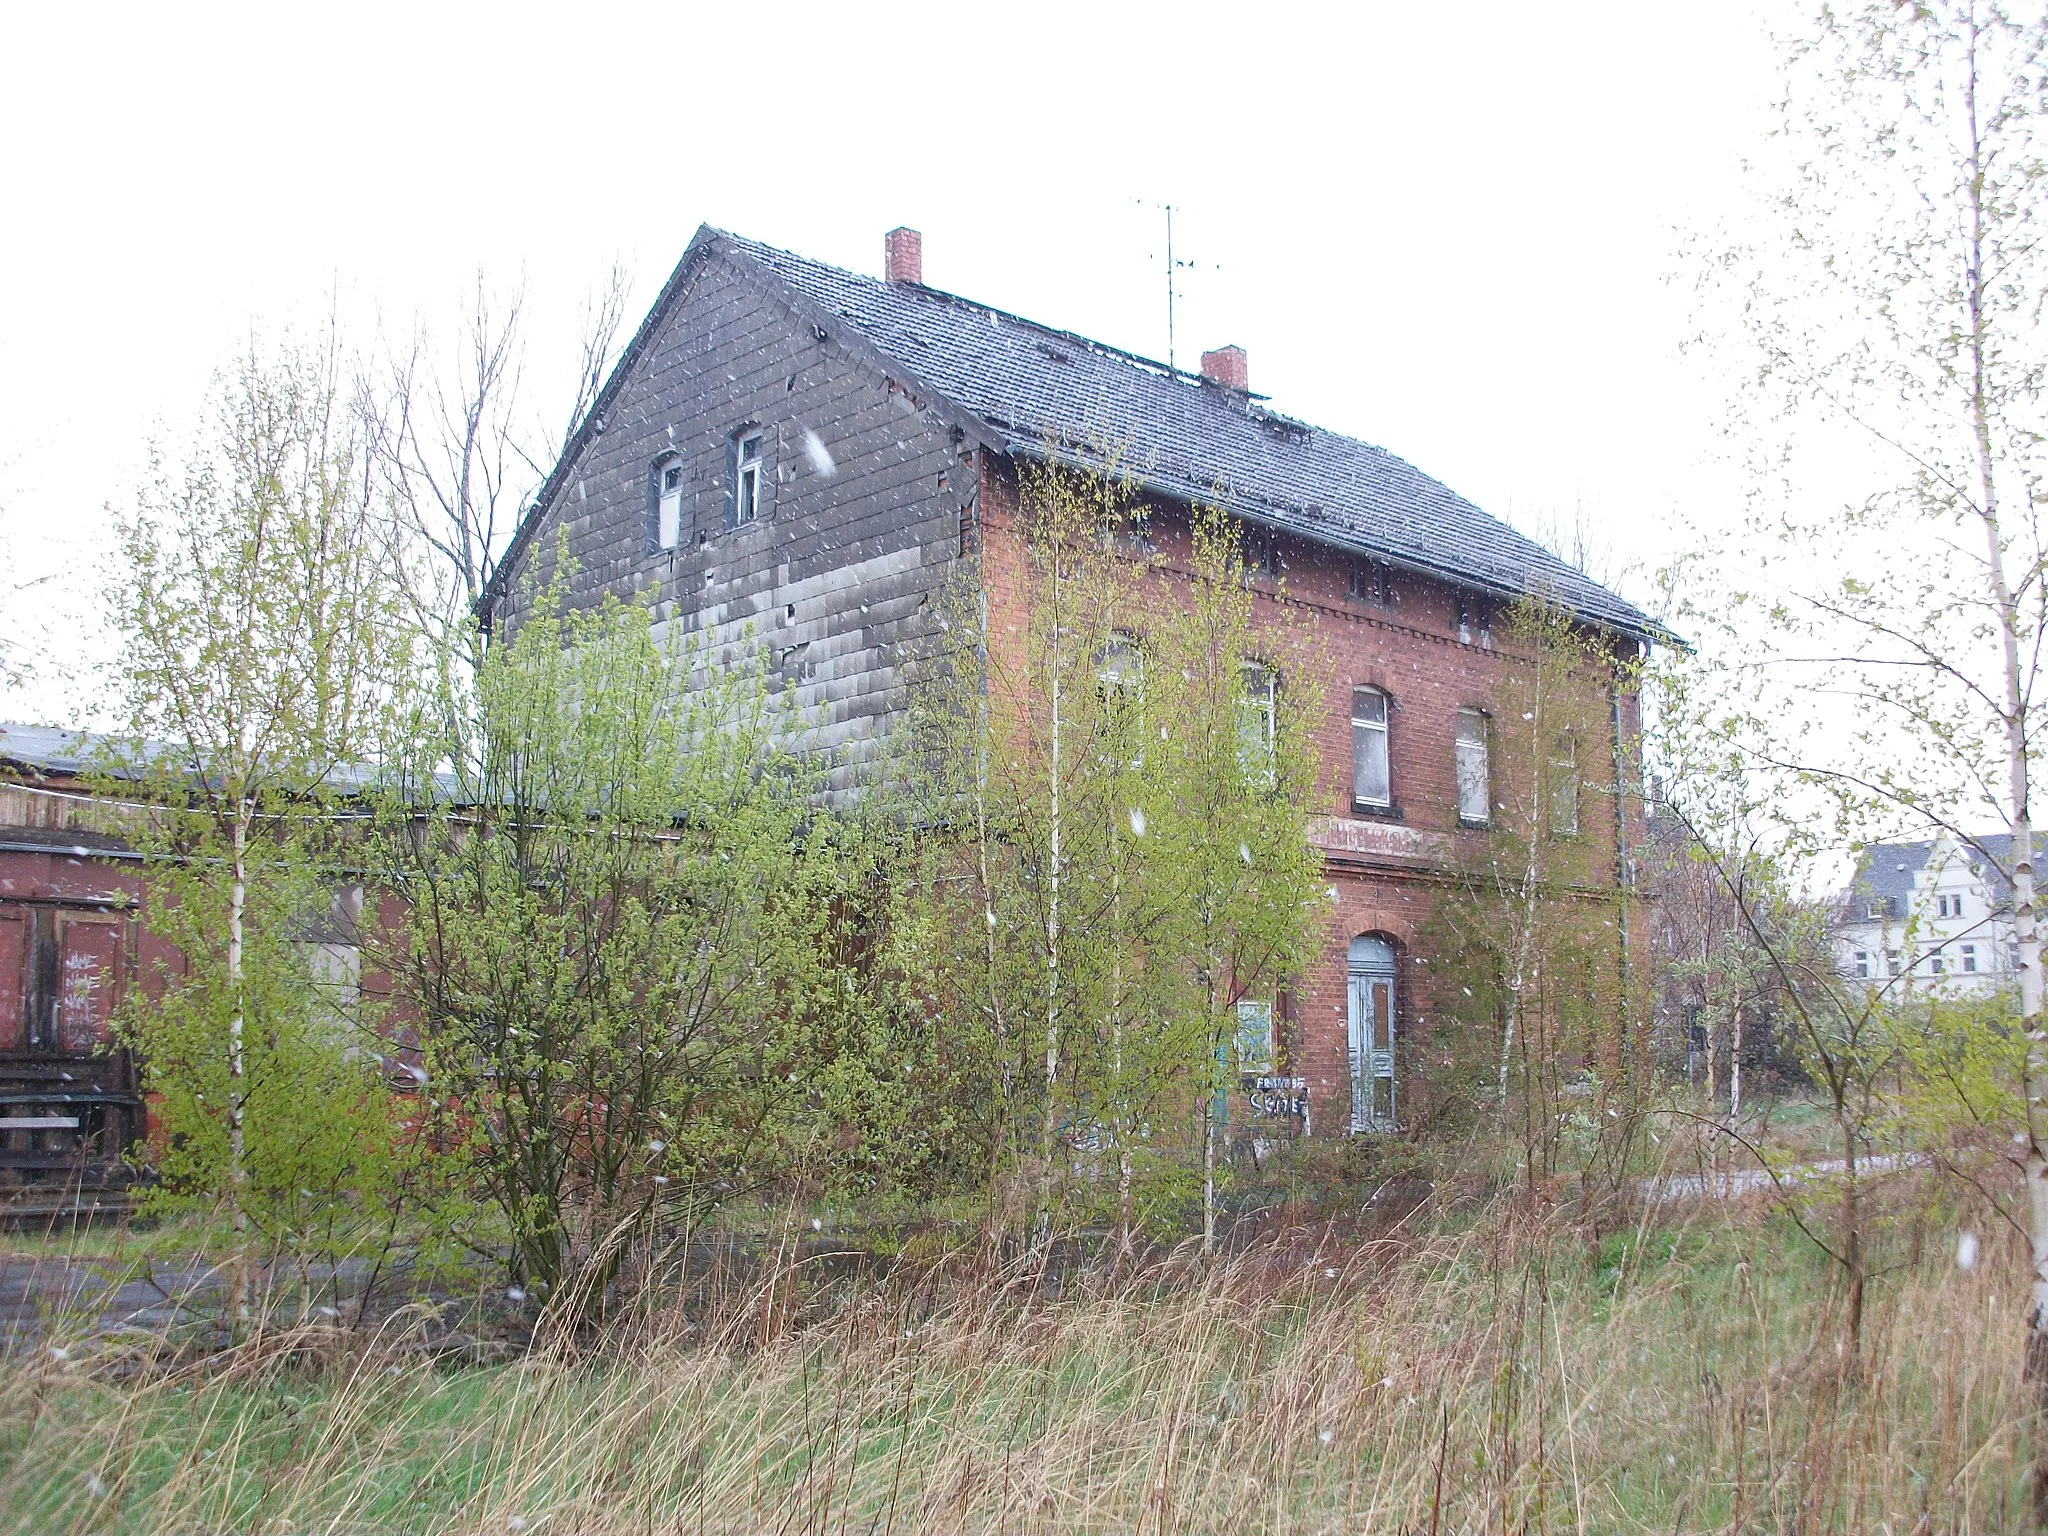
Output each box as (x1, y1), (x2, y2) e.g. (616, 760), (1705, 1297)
(1845, 833), (2044, 912)
(487, 226), (1663, 640)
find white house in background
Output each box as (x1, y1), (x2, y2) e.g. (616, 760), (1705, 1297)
(1834, 833), (2036, 996)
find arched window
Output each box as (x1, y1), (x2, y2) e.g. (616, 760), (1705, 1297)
(1096, 633), (1145, 762)
(1347, 934), (1398, 1132)
(1351, 687), (1391, 811)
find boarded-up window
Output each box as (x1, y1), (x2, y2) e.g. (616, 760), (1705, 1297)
(0, 906), (128, 1055)
(58, 917), (122, 1053)
(0, 910), (25, 1052)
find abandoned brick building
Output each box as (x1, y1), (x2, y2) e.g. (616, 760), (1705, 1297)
(480, 225), (1659, 1140)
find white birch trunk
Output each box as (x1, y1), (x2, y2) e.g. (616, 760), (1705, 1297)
(1951, 25), (2048, 1392)
(1728, 987), (1744, 1122)
(1038, 556), (1063, 1247)
(228, 799), (250, 1320)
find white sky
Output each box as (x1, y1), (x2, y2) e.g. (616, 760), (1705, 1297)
(0, 1), (1778, 725)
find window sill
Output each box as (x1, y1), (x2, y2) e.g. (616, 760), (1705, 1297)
(1458, 816), (1492, 831)
(1351, 800), (1402, 821)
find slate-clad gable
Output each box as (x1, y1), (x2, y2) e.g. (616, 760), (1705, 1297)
(495, 244), (973, 797)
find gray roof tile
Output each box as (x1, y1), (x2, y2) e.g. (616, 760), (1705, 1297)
(491, 227), (1661, 639)
(718, 231), (1658, 638)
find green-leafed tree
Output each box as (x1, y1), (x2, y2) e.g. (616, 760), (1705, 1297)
(906, 469), (1323, 1253)
(1431, 596), (1640, 1184)
(377, 576), (932, 1308)
(108, 338), (414, 1306)
(1675, 0), (2048, 1439)
(1143, 505), (1327, 1253)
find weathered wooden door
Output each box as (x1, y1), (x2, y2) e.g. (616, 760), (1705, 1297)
(1347, 935), (1397, 1132)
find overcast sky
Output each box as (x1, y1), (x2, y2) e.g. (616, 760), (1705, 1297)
(0, 2), (1778, 724)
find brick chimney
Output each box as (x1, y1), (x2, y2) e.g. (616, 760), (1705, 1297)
(884, 227), (923, 285)
(1200, 345), (1248, 391)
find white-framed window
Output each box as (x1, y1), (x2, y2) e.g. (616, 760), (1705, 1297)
(1886, 948), (1903, 974)
(1930, 952), (1946, 976)
(1853, 950), (1870, 978)
(1455, 708), (1491, 825)
(1352, 687), (1391, 810)
(1238, 661), (1278, 787)
(1097, 633), (1143, 696)
(733, 430), (763, 526)
(1550, 731), (1579, 839)
(1962, 943), (1979, 973)
(656, 460), (685, 549)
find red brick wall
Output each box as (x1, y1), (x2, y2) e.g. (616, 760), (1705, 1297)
(974, 456), (1642, 1136)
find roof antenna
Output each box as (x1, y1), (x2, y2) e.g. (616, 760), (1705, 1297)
(1138, 200), (1215, 374)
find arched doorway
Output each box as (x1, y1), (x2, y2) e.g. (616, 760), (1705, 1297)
(1347, 934), (1398, 1132)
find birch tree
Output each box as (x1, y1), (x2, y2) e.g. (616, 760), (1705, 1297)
(1432, 596), (1632, 1179)
(1144, 506), (1326, 1253)
(1686, 0), (2048, 1469)
(110, 338), (412, 1304)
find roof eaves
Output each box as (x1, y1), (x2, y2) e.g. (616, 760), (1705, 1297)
(997, 436), (1675, 647)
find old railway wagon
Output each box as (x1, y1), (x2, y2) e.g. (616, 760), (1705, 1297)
(0, 724), (152, 1215)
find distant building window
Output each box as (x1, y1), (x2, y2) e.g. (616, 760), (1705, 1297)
(732, 430), (763, 526)
(656, 460), (685, 549)
(1962, 944), (1978, 973)
(1097, 633), (1144, 751)
(1352, 688), (1391, 810)
(1930, 953), (1945, 976)
(1097, 633), (1143, 697)
(1886, 948), (1902, 974)
(1853, 951), (1869, 978)
(1455, 708), (1491, 825)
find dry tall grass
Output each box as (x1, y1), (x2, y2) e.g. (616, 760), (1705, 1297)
(0, 1188), (2031, 1533)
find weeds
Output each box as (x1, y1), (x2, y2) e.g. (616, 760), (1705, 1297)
(0, 1182), (2029, 1533)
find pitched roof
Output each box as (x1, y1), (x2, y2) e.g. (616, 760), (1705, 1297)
(491, 227), (1662, 639)
(1847, 833), (2045, 909)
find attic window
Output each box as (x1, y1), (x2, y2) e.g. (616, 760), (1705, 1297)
(656, 461), (685, 549)
(1349, 558), (1393, 609)
(731, 430), (763, 527)
(1241, 523), (1282, 582)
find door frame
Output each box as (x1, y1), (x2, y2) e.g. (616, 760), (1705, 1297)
(1346, 935), (1398, 1133)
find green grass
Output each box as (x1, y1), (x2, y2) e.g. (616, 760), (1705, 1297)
(0, 1180), (2030, 1534)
